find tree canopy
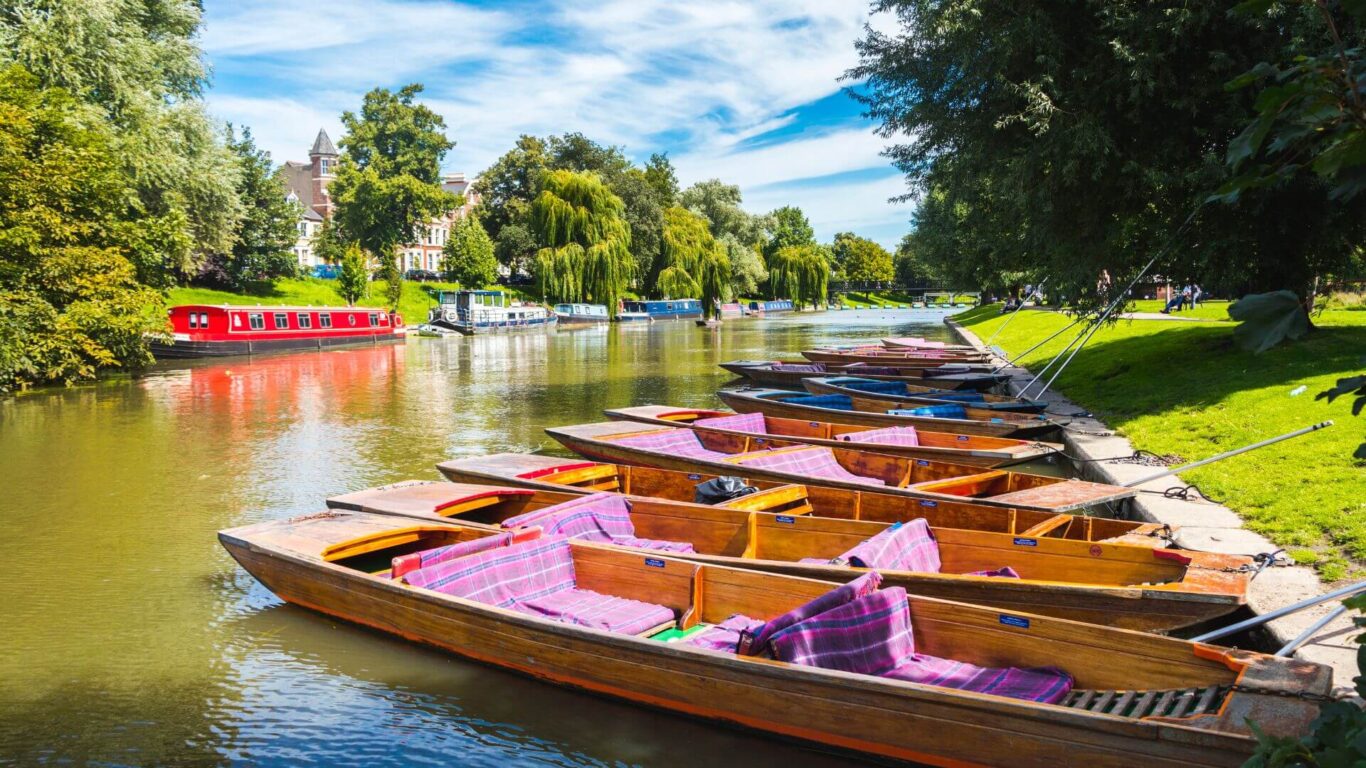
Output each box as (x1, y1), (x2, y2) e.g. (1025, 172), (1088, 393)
(832, 232), (894, 284)
(658, 206), (731, 317)
(767, 244), (830, 309)
(530, 170), (634, 314)
(442, 214), (498, 288)
(197, 126), (300, 290)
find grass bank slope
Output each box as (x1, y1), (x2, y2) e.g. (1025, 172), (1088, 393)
(955, 305), (1366, 579)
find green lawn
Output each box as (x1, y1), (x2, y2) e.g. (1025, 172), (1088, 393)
(168, 277), (537, 326)
(956, 304), (1366, 580)
(838, 291), (937, 308)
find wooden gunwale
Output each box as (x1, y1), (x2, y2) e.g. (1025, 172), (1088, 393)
(717, 361), (1011, 392)
(801, 377), (1045, 412)
(219, 515), (1304, 767)
(800, 350), (998, 370)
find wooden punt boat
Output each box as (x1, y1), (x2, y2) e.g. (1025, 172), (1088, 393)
(801, 349), (998, 370)
(325, 480), (1252, 631)
(436, 453), (1170, 547)
(602, 404), (1060, 467)
(882, 337), (979, 352)
(818, 343), (990, 362)
(221, 510), (1329, 767)
(717, 388), (1066, 439)
(719, 359), (1010, 392)
(803, 376), (1046, 414)
(543, 421), (1135, 513)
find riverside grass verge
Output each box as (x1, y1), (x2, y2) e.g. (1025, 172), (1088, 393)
(953, 304), (1366, 581)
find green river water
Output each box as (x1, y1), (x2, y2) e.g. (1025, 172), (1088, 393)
(0, 309), (959, 767)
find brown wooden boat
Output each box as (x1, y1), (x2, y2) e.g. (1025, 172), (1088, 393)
(719, 359), (1010, 391)
(436, 453), (1169, 546)
(818, 343), (991, 362)
(802, 375), (1047, 413)
(543, 421), (1135, 513)
(602, 404), (1060, 468)
(882, 336), (979, 353)
(717, 387), (1066, 439)
(325, 480), (1252, 631)
(802, 348), (998, 370)
(221, 509), (1329, 767)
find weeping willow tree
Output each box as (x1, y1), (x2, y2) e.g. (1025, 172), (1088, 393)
(657, 206), (731, 318)
(530, 170), (633, 314)
(767, 244), (830, 310)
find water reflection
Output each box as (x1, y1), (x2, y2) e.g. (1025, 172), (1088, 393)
(0, 310), (955, 766)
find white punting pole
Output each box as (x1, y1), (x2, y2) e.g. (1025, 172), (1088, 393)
(1121, 421), (1334, 488)
(1007, 313), (1087, 365)
(1193, 579), (1366, 643)
(986, 277), (1049, 346)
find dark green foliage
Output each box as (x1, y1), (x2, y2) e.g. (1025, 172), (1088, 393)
(494, 222), (537, 277)
(441, 215), (498, 288)
(531, 170), (634, 314)
(474, 135), (548, 244)
(832, 232), (894, 284)
(1317, 372), (1366, 458)
(330, 83), (460, 311)
(767, 245), (830, 308)
(763, 206), (815, 259)
(658, 206), (730, 316)
(336, 244), (368, 306)
(643, 153), (679, 204)
(0, 65), (165, 392)
(197, 126), (300, 290)
(1229, 291), (1312, 353)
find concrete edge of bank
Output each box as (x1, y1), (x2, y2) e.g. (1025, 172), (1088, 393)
(944, 317), (1358, 687)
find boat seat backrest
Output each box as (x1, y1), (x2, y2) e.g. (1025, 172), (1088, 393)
(613, 429), (734, 459)
(693, 412), (768, 434)
(847, 365), (902, 376)
(772, 363), (824, 372)
(785, 394), (855, 411)
(890, 404), (968, 419)
(737, 448), (886, 487)
(500, 493), (635, 538)
(838, 519), (941, 572)
(836, 426), (920, 447)
(403, 536), (577, 608)
(739, 572), (882, 656)
(391, 531), (514, 579)
(768, 585), (915, 676)
(840, 379), (910, 396)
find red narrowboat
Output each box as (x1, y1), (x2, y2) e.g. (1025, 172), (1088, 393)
(150, 305), (405, 358)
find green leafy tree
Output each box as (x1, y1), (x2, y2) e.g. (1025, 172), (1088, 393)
(336, 244), (369, 306)
(764, 206), (816, 259)
(442, 215), (498, 288)
(474, 135), (548, 243)
(0, 65), (165, 392)
(330, 83), (459, 311)
(657, 206), (731, 317)
(767, 244), (829, 308)
(894, 232), (938, 287)
(312, 218), (346, 265)
(197, 126), (300, 290)
(832, 232), (894, 284)
(494, 220), (538, 277)
(530, 170), (633, 314)
(1, 0), (243, 285)
(643, 153), (679, 205)
(679, 179), (771, 246)
(724, 235), (768, 297)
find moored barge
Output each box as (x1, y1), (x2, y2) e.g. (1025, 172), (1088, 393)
(150, 304), (404, 358)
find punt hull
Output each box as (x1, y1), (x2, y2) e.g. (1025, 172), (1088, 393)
(718, 361), (1008, 392)
(801, 350), (997, 370)
(149, 332), (403, 359)
(801, 378), (1046, 414)
(220, 534), (1264, 768)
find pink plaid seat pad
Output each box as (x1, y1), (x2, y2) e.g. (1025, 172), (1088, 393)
(499, 493), (694, 553)
(518, 588), (676, 635)
(736, 449), (886, 486)
(836, 426), (920, 447)
(613, 429), (734, 460)
(743, 572), (882, 655)
(839, 519), (940, 572)
(392, 531), (513, 576)
(693, 412), (768, 434)
(680, 614), (767, 653)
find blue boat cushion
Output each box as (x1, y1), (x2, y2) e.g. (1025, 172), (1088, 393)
(890, 404), (969, 419)
(784, 394), (854, 411)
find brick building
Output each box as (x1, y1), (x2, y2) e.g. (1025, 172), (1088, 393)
(283, 128), (481, 273)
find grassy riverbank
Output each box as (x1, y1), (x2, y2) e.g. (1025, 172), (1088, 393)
(954, 304), (1366, 580)
(168, 278), (538, 326)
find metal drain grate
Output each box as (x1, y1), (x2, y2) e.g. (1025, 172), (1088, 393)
(1064, 686), (1230, 718)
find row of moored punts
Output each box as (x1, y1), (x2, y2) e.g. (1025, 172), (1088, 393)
(220, 335), (1332, 766)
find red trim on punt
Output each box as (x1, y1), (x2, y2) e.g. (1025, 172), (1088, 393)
(433, 488), (535, 511)
(1152, 550), (1194, 565)
(517, 462), (601, 479)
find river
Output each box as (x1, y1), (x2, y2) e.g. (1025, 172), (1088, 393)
(0, 309), (959, 767)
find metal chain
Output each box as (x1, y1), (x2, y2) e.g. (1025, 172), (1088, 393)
(1228, 682), (1339, 703)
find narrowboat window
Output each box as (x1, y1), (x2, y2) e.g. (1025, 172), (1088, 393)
(348, 314), (357, 326)
(367, 313), (379, 326)
(298, 313), (312, 329)
(198, 313), (209, 327)
(188, 313), (199, 329)
(249, 313), (264, 330)
(666, 303), (674, 310)
(232, 314), (243, 328)
(273, 313), (288, 329)
(319, 314), (332, 328)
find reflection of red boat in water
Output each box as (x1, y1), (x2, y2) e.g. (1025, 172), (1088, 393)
(151, 305), (405, 358)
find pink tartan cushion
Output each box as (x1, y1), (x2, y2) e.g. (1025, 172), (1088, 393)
(518, 588), (676, 634)
(839, 519), (941, 573)
(499, 493), (694, 553)
(769, 586), (915, 676)
(693, 412), (769, 434)
(404, 536), (578, 608)
(613, 429), (734, 460)
(836, 426), (920, 447)
(741, 572), (883, 656)
(680, 614), (767, 653)
(392, 531), (513, 578)
(736, 448), (886, 486)
(885, 654), (1073, 704)
(613, 536), (696, 553)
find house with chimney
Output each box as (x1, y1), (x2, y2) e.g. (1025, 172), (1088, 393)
(283, 129), (481, 274)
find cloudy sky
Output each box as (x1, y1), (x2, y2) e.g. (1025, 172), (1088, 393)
(201, 0), (912, 247)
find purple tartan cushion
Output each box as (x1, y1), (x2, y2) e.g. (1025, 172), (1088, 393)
(736, 449), (886, 487)
(681, 614), (766, 653)
(772, 363), (825, 372)
(847, 365), (903, 376)
(393, 531), (514, 576)
(836, 426), (921, 447)
(614, 429), (734, 460)
(693, 412), (768, 434)
(500, 492), (635, 541)
(612, 536), (695, 553)
(967, 567), (1021, 578)
(517, 588), (676, 635)
(885, 654), (1073, 704)
(768, 586), (916, 677)
(741, 572), (883, 656)
(839, 519), (940, 573)
(404, 536), (576, 608)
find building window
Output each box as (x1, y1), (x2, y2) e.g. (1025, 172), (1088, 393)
(367, 312), (379, 326)
(273, 312), (288, 329)
(319, 158), (330, 175)
(298, 313), (312, 329)
(249, 313), (264, 330)
(319, 314), (332, 328)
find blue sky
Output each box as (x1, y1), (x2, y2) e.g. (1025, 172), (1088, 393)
(201, 0), (912, 248)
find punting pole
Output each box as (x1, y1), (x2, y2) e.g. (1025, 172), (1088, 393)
(1276, 604), (1348, 657)
(986, 277), (1049, 346)
(1121, 421), (1334, 487)
(1191, 579), (1366, 643)
(1016, 317), (1095, 395)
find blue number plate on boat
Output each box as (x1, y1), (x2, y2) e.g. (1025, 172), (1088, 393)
(688, 474), (700, 480)
(999, 615), (1030, 629)
(916, 460), (929, 466)
(918, 499), (938, 507)
(645, 558), (666, 568)
(957, 435), (969, 441)
(776, 515), (795, 524)
(1013, 537), (1038, 547)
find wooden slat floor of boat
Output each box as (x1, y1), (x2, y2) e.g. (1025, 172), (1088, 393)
(1065, 686), (1230, 719)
